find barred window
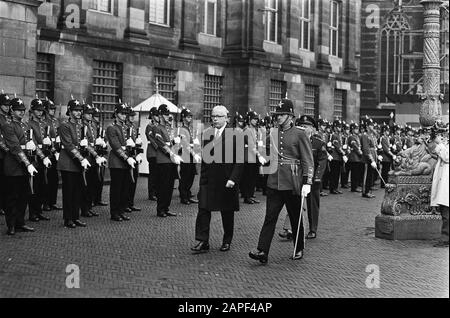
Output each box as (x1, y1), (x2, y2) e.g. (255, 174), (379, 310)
(329, 0), (340, 57)
(149, 0), (170, 26)
(155, 68), (177, 103)
(89, 0), (113, 14)
(269, 80), (285, 113)
(333, 89), (346, 120)
(203, 75), (223, 123)
(36, 53), (54, 100)
(304, 85), (318, 117)
(299, 0), (312, 50)
(92, 60), (122, 122)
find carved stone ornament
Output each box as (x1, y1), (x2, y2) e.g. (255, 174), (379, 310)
(392, 137), (437, 175)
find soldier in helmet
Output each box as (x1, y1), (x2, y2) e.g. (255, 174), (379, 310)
(340, 122), (351, 189)
(0, 92), (12, 216)
(27, 97), (53, 222)
(178, 107), (201, 205)
(91, 107), (108, 207)
(327, 119), (347, 194)
(42, 98), (62, 211)
(105, 102), (135, 222)
(152, 104), (184, 217)
(249, 99), (314, 263)
(145, 107), (159, 201)
(57, 99), (93, 228)
(347, 122), (363, 193)
(1, 97), (37, 235)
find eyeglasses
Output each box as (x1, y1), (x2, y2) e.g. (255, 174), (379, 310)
(211, 115), (226, 119)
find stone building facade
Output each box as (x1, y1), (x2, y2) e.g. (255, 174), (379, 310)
(1, 0), (361, 124)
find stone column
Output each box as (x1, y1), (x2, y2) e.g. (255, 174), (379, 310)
(419, 0), (443, 127)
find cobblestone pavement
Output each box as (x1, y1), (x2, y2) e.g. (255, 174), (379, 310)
(0, 176), (448, 298)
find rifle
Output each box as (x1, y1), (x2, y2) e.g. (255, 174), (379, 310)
(80, 125), (88, 187)
(26, 128), (37, 195)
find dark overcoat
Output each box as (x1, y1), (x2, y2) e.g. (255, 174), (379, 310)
(198, 125), (244, 212)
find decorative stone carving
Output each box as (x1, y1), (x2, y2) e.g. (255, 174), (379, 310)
(392, 138), (437, 175)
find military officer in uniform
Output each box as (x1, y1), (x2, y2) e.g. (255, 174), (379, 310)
(249, 99), (313, 263)
(145, 107), (159, 201)
(0, 92), (12, 216)
(328, 119), (347, 194)
(2, 97), (37, 235)
(105, 102), (136, 222)
(379, 123), (396, 188)
(42, 98), (62, 211)
(178, 107), (201, 205)
(347, 122), (363, 193)
(27, 97), (53, 222)
(91, 107), (108, 207)
(153, 104), (183, 217)
(360, 118), (378, 199)
(57, 99), (92, 228)
(340, 122), (351, 189)
(242, 110), (261, 204)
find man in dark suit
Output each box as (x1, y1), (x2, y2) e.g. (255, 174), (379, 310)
(249, 99), (314, 263)
(191, 105), (244, 253)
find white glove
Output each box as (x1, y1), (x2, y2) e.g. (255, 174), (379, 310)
(193, 138), (200, 146)
(55, 136), (61, 143)
(327, 142), (332, 148)
(378, 155), (383, 162)
(80, 139), (88, 147)
(171, 154), (183, 165)
(54, 152), (60, 161)
(43, 137), (52, 146)
(371, 161), (377, 169)
(392, 155), (397, 161)
(193, 154), (202, 164)
(403, 145), (407, 150)
(95, 137), (103, 146)
(43, 157), (52, 168)
(127, 157), (136, 168)
(225, 180), (235, 188)
(126, 138), (135, 147)
(96, 156), (107, 166)
(135, 154), (143, 164)
(343, 144), (348, 150)
(258, 155), (267, 165)
(302, 184), (311, 197)
(27, 164), (38, 176)
(377, 144), (382, 149)
(26, 140), (36, 151)
(135, 136), (143, 146)
(173, 136), (181, 144)
(343, 155), (348, 163)
(257, 140), (264, 147)
(328, 154), (333, 162)
(81, 158), (91, 170)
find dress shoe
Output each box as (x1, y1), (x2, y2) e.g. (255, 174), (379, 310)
(191, 241), (210, 253)
(362, 193), (376, 199)
(306, 231), (317, 239)
(157, 213), (167, 218)
(120, 214), (130, 221)
(351, 189), (362, 193)
(148, 196), (157, 201)
(64, 221), (76, 228)
(111, 216), (123, 222)
(278, 229), (293, 240)
(220, 243), (231, 252)
(250, 198), (260, 204)
(330, 190), (342, 195)
(81, 212), (93, 218)
(165, 211), (177, 217)
(29, 216), (40, 222)
(42, 205), (52, 211)
(248, 250), (268, 264)
(7, 228), (15, 236)
(51, 205), (63, 210)
(341, 185), (349, 189)
(95, 202), (108, 206)
(17, 225), (35, 232)
(189, 198), (199, 204)
(73, 220), (87, 227)
(320, 192), (328, 197)
(37, 214), (50, 221)
(433, 241), (449, 248)
(0, 209), (5, 215)
(124, 207), (132, 213)
(89, 210), (99, 217)
(244, 198), (255, 204)
(129, 206), (141, 212)
(181, 200), (191, 205)
(291, 250), (304, 260)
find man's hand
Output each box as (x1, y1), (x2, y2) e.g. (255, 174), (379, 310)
(43, 157), (52, 168)
(302, 184), (311, 197)
(135, 154), (143, 164)
(26, 140), (36, 151)
(258, 155), (267, 166)
(371, 161), (377, 169)
(96, 156), (107, 166)
(171, 154), (183, 165)
(55, 136), (61, 143)
(328, 154), (333, 162)
(257, 140), (264, 147)
(126, 138), (135, 147)
(127, 157), (136, 169)
(392, 155), (397, 161)
(54, 152), (60, 161)
(225, 180), (235, 188)
(80, 139), (88, 147)
(81, 158), (91, 170)
(193, 154), (201, 164)
(173, 136), (181, 144)
(343, 155), (348, 164)
(377, 155), (383, 162)
(193, 138), (200, 146)
(27, 164), (38, 176)
(43, 137), (52, 146)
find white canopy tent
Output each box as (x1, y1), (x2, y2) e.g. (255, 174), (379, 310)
(133, 93), (180, 174)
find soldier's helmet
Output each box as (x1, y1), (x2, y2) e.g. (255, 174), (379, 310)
(10, 97), (26, 111)
(93, 107), (101, 117)
(343, 122), (350, 130)
(42, 98), (56, 111)
(318, 116), (326, 127)
(158, 104), (171, 116)
(31, 98), (45, 111)
(272, 99), (295, 116)
(380, 123), (390, 134)
(114, 102), (129, 115)
(66, 99), (83, 116)
(246, 110), (259, 123)
(332, 118), (342, 128)
(82, 102), (96, 114)
(297, 115), (317, 130)
(126, 104), (137, 117)
(149, 107), (159, 119)
(0, 92), (11, 107)
(350, 122), (359, 132)
(233, 112), (244, 126)
(180, 107), (192, 119)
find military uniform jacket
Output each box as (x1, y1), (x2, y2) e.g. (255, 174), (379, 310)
(145, 123), (158, 159)
(154, 123), (177, 164)
(347, 134), (363, 162)
(266, 125), (314, 191)
(0, 112), (11, 160)
(106, 120), (130, 169)
(178, 124), (199, 163)
(380, 135), (394, 162)
(126, 122), (143, 157)
(329, 132), (344, 161)
(2, 118), (33, 176)
(243, 126), (260, 163)
(391, 135), (403, 154)
(82, 120), (100, 164)
(360, 132), (377, 164)
(311, 134), (328, 183)
(28, 118), (51, 167)
(57, 119), (88, 173)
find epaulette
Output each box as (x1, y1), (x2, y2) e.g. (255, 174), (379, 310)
(295, 126), (305, 130)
